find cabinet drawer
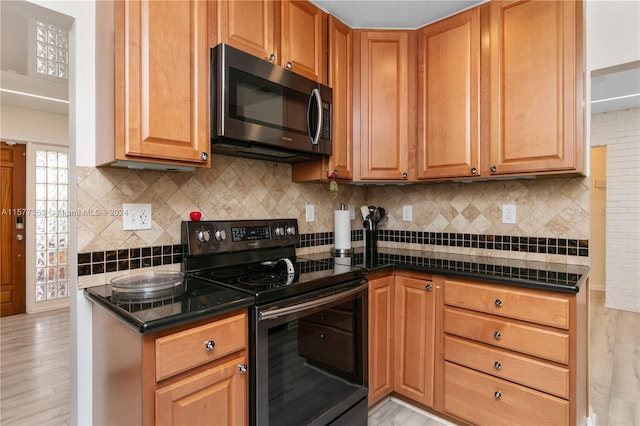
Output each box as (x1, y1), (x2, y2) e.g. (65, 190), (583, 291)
(444, 362), (569, 426)
(155, 312), (247, 381)
(444, 335), (569, 399)
(444, 279), (570, 329)
(444, 307), (569, 364)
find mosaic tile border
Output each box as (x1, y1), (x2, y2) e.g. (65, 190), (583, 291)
(77, 230), (588, 277)
(77, 244), (183, 276)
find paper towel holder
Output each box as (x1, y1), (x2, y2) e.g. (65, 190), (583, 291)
(331, 247), (354, 256)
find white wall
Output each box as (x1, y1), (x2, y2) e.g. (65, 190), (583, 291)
(591, 108), (640, 313)
(586, 0), (640, 71)
(0, 104), (68, 145)
(30, 1), (96, 424)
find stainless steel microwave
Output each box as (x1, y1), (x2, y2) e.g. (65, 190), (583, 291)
(211, 43), (332, 163)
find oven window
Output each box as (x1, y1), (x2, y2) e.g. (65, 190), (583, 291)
(264, 299), (366, 425)
(229, 69), (309, 136)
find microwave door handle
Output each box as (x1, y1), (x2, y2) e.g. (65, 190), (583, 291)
(307, 88), (322, 145)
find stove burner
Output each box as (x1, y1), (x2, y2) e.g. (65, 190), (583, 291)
(238, 273), (284, 286)
(208, 269), (244, 280)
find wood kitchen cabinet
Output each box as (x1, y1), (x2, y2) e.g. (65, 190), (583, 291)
(92, 307), (248, 426)
(368, 273), (438, 409)
(210, 0), (327, 84)
(292, 15), (353, 182)
(440, 277), (588, 426)
(417, 0), (583, 180)
(368, 275), (395, 407)
(106, 0), (210, 169)
(417, 7), (481, 179)
(353, 30), (417, 181)
(488, 0), (584, 176)
(394, 274), (437, 407)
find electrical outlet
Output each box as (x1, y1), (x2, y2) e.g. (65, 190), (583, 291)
(502, 204), (516, 224)
(402, 205), (412, 222)
(123, 203), (152, 230)
(305, 204), (315, 222)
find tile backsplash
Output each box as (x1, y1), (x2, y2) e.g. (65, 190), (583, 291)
(77, 155), (589, 286)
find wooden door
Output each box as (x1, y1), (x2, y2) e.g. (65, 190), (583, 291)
(115, 0), (210, 167)
(1, 142), (26, 316)
(488, 0), (583, 175)
(356, 31), (416, 181)
(368, 276), (394, 407)
(394, 275), (436, 407)
(212, 0), (276, 61)
(417, 7), (481, 179)
(155, 355), (248, 426)
(280, 0), (326, 83)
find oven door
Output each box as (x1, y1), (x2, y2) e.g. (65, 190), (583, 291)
(252, 280), (368, 426)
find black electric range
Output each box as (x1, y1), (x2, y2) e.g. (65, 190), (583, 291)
(182, 219), (366, 304)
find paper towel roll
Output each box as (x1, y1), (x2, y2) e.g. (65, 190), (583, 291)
(334, 210), (351, 250)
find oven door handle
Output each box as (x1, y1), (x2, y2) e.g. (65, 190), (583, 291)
(259, 282), (367, 320)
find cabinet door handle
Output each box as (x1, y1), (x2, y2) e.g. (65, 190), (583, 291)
(490, 165), (497, 173)
(494, 390), (502, 400)
(204, 340), (215, 351)
(494, 361), (502, 370)
(494, 331), (502, 340)
(470, 167), (477, 174)
(402, 172), (408, 179)
(269, 54), (276, 62)
(285, 61), (292, 69)
(238, 364), (248, 374)
(425, 284), (433, 292)
(200, 152), (208, 161)
(494, 298), (503, 307)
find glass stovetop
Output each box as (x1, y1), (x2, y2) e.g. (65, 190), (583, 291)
(189, 256), (365, 303)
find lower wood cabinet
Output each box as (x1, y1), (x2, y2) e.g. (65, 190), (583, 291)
(367, 273), (588, 426)
(92, 307), (249, 426)
(368, 272), (437, 408)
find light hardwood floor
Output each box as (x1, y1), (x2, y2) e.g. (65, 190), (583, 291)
(1, 290), (638, 426)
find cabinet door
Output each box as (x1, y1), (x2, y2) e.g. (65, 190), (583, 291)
(212, 0), (276, 62)
(155, 355), (248, 426)
(417, 8), (481, 179)
(357, 31), (415, 181)
(115, 0), (210, 166)
(280, 0), (327, 83)
(368, 276), (395, 407)
(488, 0), (583, 175)
(394, 275), (436, 407)
(291, 15), (352, 182)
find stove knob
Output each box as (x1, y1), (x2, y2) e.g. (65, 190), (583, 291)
(285, 225), (296, 236)
(274, 227), (285, 237)
(197, 230), (210, 243)
(214, 229), (226, 242)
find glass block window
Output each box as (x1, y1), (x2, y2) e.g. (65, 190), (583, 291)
(35, 20), (68, 79)
(34, 149), (69, 302)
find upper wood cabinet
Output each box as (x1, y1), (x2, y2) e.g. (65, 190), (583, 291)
(417, 7), (481, 180)
(292, 15), (353, 182)
(110, 0), (210, 168)
(487, 0), (584, 176)
(211, 0), (327, 83)
(211, 0), (276, 62)
(354, 30), (417, 181)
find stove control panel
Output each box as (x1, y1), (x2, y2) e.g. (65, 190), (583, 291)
(182, 219), (299, 256)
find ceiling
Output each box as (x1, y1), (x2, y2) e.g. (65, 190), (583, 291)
(1, 0), (638, 117)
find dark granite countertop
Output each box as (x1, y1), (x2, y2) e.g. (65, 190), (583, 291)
(309, 248), (590, 294)
(84, 278), (255, 334)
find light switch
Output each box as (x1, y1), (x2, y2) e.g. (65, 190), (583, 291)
(306, 204), (315, 222)
(402, 205), (412, 222)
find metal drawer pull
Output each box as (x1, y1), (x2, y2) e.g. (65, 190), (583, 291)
(204, 340), (215, 351)
(494, 361), (502, 370)
(238, 364), (247, 374)
(494, 391), (502, 400)
(494, 298), (503, 307)
(494, 331), (502, 340)
(426, 284), (433, 292)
